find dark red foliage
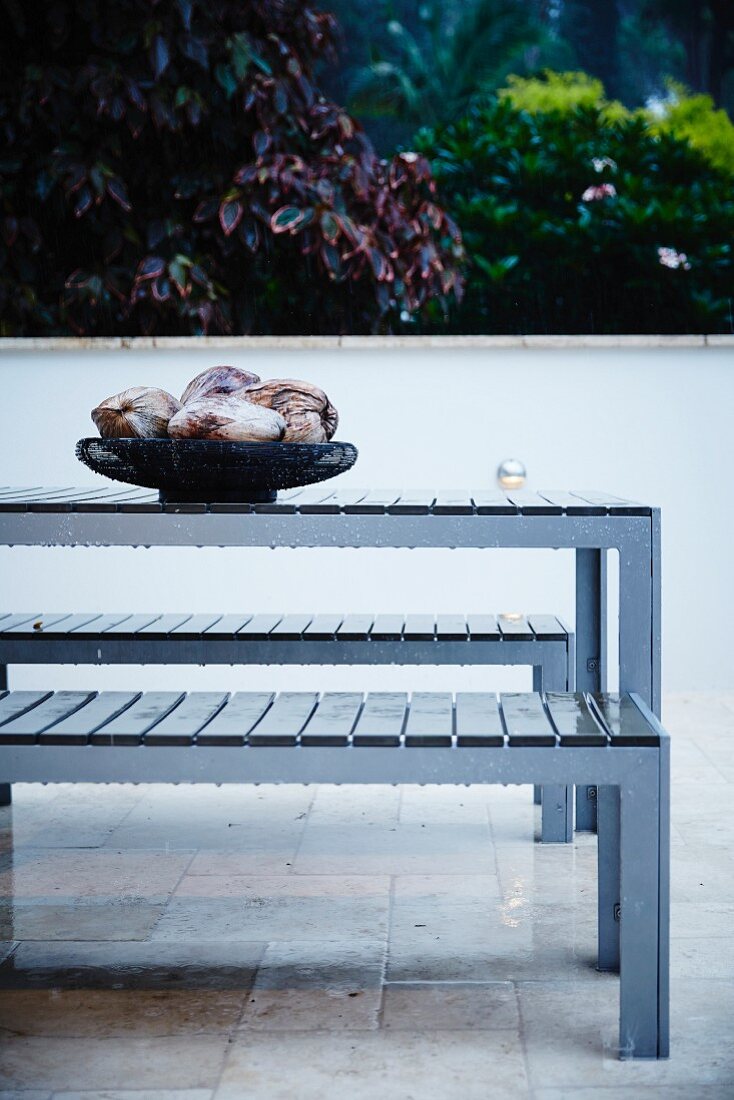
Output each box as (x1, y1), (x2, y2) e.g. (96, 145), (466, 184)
(0, 0), (463, 335)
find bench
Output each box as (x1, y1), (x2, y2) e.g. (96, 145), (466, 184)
(0, 610), (576, 840)
(0, 688), (670, 1059)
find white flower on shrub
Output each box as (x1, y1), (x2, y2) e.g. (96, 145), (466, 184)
(592, 156), (617, 173)
(581, 183), (617, 201)
(658, 247), (691, 270)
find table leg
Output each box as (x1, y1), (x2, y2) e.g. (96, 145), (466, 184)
(0, 662), (10, 806)
(575, 549), (607, 831)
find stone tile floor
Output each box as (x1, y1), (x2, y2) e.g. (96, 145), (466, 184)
(0, 693), (732, 1099)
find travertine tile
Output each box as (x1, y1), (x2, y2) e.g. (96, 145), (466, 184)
(173, 874), (390, 901)
(0, 900), (164, 941)
(0, 988), (247, 1037)
(0, 850), (193, 900)
(151, 893), (388, 944)
(53, 1092), (212, 1100)
(294, 823), (496, 875)
(215, 1030), (528, 1099)
(240, 940), (385, 1031)
(382, 981), (518, 1030)
(0, 941), (264, 990)
(0, 1036), (229, 1091)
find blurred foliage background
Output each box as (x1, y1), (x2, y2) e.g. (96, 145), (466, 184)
(1, 0), (732, 335)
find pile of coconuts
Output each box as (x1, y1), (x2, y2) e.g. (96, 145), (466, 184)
(91, 366), (338, 444)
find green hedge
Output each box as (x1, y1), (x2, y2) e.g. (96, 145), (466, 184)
(414, 87), (734, 334)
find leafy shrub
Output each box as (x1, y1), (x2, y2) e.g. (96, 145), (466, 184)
(0, 0), (462, 336)
(500, 71), (628, 123)
(649, 83), (734, 176)
(415, 94), (734, 333)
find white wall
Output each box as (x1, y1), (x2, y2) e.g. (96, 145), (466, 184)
(0, 339), (732, 695)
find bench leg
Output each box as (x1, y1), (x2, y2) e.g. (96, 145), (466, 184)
(535, 658), (574, 843)
(0, 663), (9, 806)
(597, 785), (620, 972)
(575, 548), (607, 832)
(541, 784), (574, 843)
(618, 750), (669, 1058)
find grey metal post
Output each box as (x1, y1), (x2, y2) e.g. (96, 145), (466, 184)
(538, 647), (574, 843)
(618, 750), (667, 1058)
(575, 549), (607, 830)
(597, 784), (620, 972)
(0, 662), (9, 806)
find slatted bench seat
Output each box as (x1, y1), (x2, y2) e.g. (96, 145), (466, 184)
(0, 611), (576, 841)
(0, 611), (571, 670)
(0, 688), (669, 1060)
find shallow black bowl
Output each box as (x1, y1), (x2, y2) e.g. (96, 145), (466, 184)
(76, 437), (358, 503)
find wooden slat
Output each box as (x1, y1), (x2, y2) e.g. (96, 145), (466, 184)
(497, 614), (533, 639)
(75, 488), (159, 513)
(253, 489), (305, 514)
(29, 487), (125, 512)
(570, 491), (649, 516)
(208, 501), (254, 514)
(300, 692), (363, 746)
(248, 692), (318, 745)
(403, 614), (435, 641)
(455, 693), (504, 746)
(404, 692), (453, 747)
(269, 614), (314, 640)
(40, 692), (141, 745)
(505, 491), (562, 515)
(303, 614), (344, 640)
(237, 613), (284, 640)
(136, 614), (193, 638)
(435, 614), (467, 641)
(466, 614), (500, 641)
(537, 491), (605, 516)
(202, 614), (253, 637)
(286, 487), (338, 512)
(0, 691), (52, 728)
(3, 613), (73, 636)
(28, 613), (103, 636)
(369, 614), (405, 641)
(0, 613), (44, 634)
(70, 612), (131, 635)
(118, 496), (162, 513)
(500, 693), (557, 746)
(527, 615), (567, 641)
(298, 488), (367, 514)
(195, 692), (274, 746)
(432, 490), (473, 515)
(144, 692), (228, 746)
(471, 491), (518, 515)
(544, 693), (607, 746)
(168, 613), (223, 638)
(0, 691), (96, 743)
(352, 692), (407, 746)
(590, 693), (660, 746)
(102, 613), (161, 637)
(386, 492), (436, 515)
(0, 487), (42, 499)
(343, 490), (401, 514)
(91, 692), (185, 745)
(336, 614), (375, 641)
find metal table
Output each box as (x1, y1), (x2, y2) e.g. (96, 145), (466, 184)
(0, 484), (666, 1056)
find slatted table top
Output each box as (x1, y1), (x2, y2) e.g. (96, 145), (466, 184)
(0, 486), (651, 516)
(0, 690), (659, 748)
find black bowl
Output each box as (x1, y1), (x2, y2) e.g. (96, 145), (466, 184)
(76, 437), (358, 503)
